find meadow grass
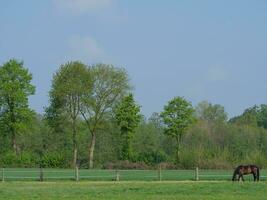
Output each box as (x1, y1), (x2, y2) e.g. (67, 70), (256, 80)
(0, 181), (266, 200)
(2, 168), (267, 181)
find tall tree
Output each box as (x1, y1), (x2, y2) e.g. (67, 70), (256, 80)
(0, 59), (35, 154)
(115, 93), (141, 160)
(160, 96), (195, 164)
(80, 64), (130, 168)
(47, 61), (92, 167)
(195, 101), (227, 123)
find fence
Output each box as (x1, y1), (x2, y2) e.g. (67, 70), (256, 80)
(1, 167), (267, 182)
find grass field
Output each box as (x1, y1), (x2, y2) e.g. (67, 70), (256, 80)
(1, 169), (266, 200)
(0, 181), (266, 200)
(1, 168), (267, 181)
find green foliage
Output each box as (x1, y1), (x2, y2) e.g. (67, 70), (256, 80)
(137, 150), (167, 165)
(255, 104), (267, 128)
(115, 94), (141, 160)
(47, 61), (92, 167)
(0, 151), (36, 167)
(0, 59), (35, 154)
(50, 61), (92, 120)
(3, 59), (267, 169)
(81, 63), (131, 168)
(132, 116), (167, 165)
(196, 101), (227, 123)
(42, 152), (66, 168)
(229, 104), (267, 129)
(160, 97), (195, 137)
(81, 63), (131, 129)
(160, 96), (195, 164)
(229, 106), (258, 126)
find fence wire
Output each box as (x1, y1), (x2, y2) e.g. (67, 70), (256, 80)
(1, 168), (266, 182)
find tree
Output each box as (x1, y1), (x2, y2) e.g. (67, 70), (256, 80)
(229, 104), (267, 129)
(148, 112), (163, 129)
(256, 104), (267, 129)
(115, 93), (141, 160)
(0, 59), (35, 154)
(47, 61), (92, 167)
(195, 101), (227, 123)
(44, 95), (72, 166)
(80, 64), (130, 168)
(229, 106), (258, 127)
(160, 97), (195, 164)
(133, 116), (167, 165)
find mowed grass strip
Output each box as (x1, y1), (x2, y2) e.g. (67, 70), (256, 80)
(0, 181), (266, 200)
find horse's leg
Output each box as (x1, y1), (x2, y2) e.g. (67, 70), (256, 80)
(232, 173), (236, 181)
(253, 173), (256, 181)
(241, 175), (244, 182)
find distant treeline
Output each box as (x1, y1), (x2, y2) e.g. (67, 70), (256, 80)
(1, 59), (267, 169)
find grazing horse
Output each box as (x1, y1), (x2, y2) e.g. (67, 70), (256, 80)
(232, 165), (260, 181)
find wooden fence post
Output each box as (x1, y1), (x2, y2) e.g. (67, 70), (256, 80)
(195, 167), (199, 181)
(2, 168), (4, 182)
(75, 166), (79, 181)
(115, 170), (120, 181)
(39, 166), (44, 182)
(158, 166), (162, 181)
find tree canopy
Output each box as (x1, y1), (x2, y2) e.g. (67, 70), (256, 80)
(1, 59), (267, 170)
(196, 101), (227, 123)
(0, 59), (35, 154)
(46, 61), (92, 167)
(115, 93), (141, 160)
(80, 63), (131, 168)
(160, 97), (195, 164)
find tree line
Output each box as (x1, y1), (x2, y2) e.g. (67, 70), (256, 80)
(1, 59), (267, 169)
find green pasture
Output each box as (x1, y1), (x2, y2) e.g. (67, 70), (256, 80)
(1, 168), (267, 181)
(0, 181), (266, 200)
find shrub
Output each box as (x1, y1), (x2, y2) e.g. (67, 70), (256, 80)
(0, 151), (36, 167)
(41, 152), (65, 168)
(0, 151), (18, 167)
(136, 150), (168, 165)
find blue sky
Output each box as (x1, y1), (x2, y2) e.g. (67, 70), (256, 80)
(1, 0), (267, 118)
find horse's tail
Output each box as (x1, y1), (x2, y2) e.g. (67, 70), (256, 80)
(257, 167), (260, 181)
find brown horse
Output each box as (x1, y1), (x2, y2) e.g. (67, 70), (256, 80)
(232, 165), (260, 181)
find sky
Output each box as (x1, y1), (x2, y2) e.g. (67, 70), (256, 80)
(1, 0), (267, 119)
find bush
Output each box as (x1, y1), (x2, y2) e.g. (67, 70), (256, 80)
(136, 150), (168, 165)
(0, 151), (18, 167)
(20, 152), (36, 167)
(42, 152), (65, 168)
(0, 151), (36, 167)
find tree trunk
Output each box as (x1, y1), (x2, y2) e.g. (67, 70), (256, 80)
(72, 120), (77, 168)
(10, 111), (18, 155)
(121, 132), (132, 161)
(73, 145), (77, 168)
(88, 132), (96, 169)
(175, 135), (181, 165)
(12, 134), (18, 155)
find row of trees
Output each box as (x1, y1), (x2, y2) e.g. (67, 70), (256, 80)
(1, 59), (267, 169)
(45, 62), (132, 168)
